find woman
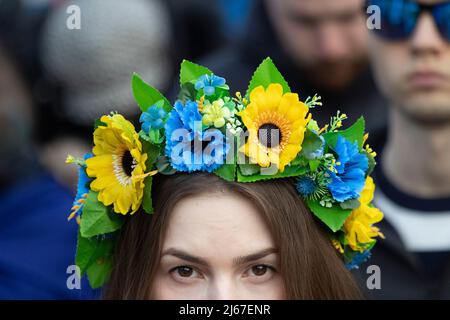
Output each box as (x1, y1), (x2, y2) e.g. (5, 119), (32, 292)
(104, 173), (362, 299)
(68, 58), (383, 300)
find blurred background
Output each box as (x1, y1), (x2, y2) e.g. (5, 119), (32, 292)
(0, 0), (391, 299)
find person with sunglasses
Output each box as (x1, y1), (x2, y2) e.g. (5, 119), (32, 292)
(356, 0), (450, 299)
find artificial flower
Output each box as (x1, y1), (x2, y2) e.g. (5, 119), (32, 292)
(202, 98), (231, 128)
(328, 135), (368, 202)
(239, 84), (310, 172)
(67, 153), (93, 222)
(140, 104), (168, 132)
(86, 114), (151, 215)
(195, 74), (227, 96)
(345, 250), (372, 270)
(332, 239), (344, 254)
(344, 176), (384, 252)
(363, 133), (377, 158)
(296, 176), (318, 198)
(165, 100), (229, 172)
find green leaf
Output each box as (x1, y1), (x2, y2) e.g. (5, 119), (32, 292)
(309, 159), (321, 172)
(149, 129), (163, 144)
(300, 129), (325, 160)
(246, 57), (291, 97)
(142, 176), (154, 214)
(80, 191), (124, 238)
(75, 233), (94, 274)
(94, 118), (107, 129)
(86, 257), (113, 289)
(179, 60), (212, 85)
(237, 164), (308, 183)
(142, 140), (161, 167)
(156, 155), (177, 175)
(132, 73), (171, 113)
(141, 141), (159, 215)
(238, 163), (261, 176)
(340, 198), (361, 210)
(214, 164), (236, 182)
(306, 199), (352, 232)
(178, 82), (196, 103)
(365, 150), (376, 177)
(324, 117), (366, 150)
(290, 155), (309, 167)
(75, 232), (116, 275)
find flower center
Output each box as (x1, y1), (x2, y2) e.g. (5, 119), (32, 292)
(258, 123), (282, 148)
(122, 150), (134, 177)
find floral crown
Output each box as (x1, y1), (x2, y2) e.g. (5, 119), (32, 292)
(67, 58), (384, 288)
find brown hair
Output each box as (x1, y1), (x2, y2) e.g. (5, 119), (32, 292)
(103, 172), (362, 299)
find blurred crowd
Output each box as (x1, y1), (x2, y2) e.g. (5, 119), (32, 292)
(1, 0), (449, 300)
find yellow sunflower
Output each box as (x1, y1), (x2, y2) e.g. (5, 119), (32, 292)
(344, 177), (385, 252)
(86, 114), (151, 215)
(239, 83), (310, 172)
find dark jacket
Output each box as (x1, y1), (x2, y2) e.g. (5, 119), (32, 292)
(354, 128), (450, 299)
(200, 0), (387, 133)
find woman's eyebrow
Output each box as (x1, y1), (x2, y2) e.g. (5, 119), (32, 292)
(161, 247), (278, 268)
(232, 248), (278, 267)
(161, 248), (210, 267)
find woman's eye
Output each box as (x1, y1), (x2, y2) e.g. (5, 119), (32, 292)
(170, 266), (203, 282)
(251, 265), (268, 276)
(245, 264), (276, 282)
(176, 266), (194, 277)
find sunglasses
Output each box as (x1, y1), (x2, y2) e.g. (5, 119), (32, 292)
(366, 0), (450, 41)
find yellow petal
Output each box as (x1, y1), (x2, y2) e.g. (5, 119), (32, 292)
(90, 175), (117, 190)
(360, 177), (376, 204)
(86, 155), (114, 177)
(265, 83), (283, 109)
(114, 190), (131, 215)
(278, 93), (298, 116)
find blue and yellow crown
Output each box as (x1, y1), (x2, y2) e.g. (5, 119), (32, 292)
(67, 58), (384, 288)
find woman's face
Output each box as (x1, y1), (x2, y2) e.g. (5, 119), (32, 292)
(151, 192), (286, 300)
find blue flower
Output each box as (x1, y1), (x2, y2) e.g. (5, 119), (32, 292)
(345, 250), (372, 270)
(140, 105), (168, 133)
(165, 100), (229, 173)
(328, 136), (368, 202)
(296, 176), (318, 197)
(69, 153), (93, 221)
(195, 74), (226, 96)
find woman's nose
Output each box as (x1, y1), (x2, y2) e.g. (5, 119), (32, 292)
(207, 277), (240, 300)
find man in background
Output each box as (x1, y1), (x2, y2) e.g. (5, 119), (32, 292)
(360, 0), (450, 299)
(203, 0), (386, 131)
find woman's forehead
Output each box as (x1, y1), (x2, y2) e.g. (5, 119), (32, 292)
(161, 193), (275, 257)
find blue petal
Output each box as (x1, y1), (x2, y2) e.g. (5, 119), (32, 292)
(346, 250), (372, 270)
(211, 75), (226, 87)
(195, 75), (208, 90)
(139, 112), (150, 123)
(142, 122), (151, 133)
(153, 119), (164, 129)
(204, 86), (215, 96)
